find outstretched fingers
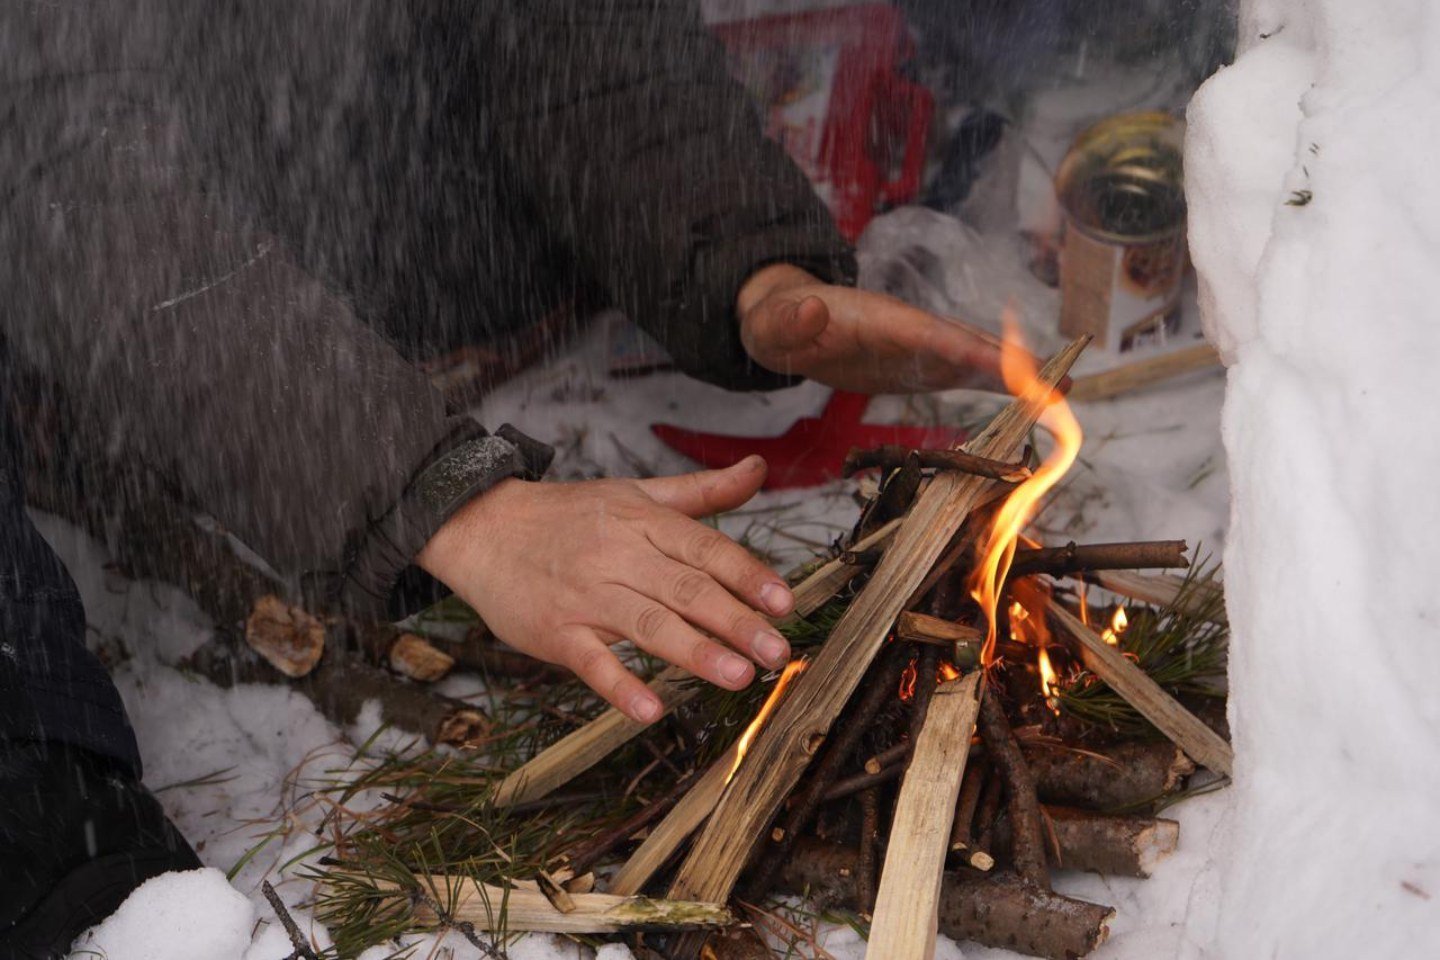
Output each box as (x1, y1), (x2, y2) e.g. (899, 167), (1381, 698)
(557, 625), (663, 724)
(644, 511), (794, 619)
(603, 587), (757, 692)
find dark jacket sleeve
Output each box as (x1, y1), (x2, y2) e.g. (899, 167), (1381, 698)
(478, 1), (858, 391)
(0, 9), (548, 621)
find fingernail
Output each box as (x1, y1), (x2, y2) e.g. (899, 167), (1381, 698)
(760, 582), (794, 616)
(720, 654), (752, 685)
(630, 696), (661, 723)
(753, 630), (789, 668)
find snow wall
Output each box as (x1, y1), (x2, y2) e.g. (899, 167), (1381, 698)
(1186, 1), (1440, 956)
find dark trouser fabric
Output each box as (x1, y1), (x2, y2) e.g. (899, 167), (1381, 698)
(0, 357), (143, 778)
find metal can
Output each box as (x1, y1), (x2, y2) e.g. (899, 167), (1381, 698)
(1055, 112), (1187, 351)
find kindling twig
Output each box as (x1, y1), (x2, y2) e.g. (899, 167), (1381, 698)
(261, 881), (320, 960)
(843, 445), (1033, 483)
(1008, 540), (1190, 579)
(977, 684), (1047, 887)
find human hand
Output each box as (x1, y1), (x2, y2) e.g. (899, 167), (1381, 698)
(415, 456), (794, 723)
(737, 263), (1013, 394)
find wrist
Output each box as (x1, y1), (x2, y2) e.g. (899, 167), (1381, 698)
(416, 477), (522, 584)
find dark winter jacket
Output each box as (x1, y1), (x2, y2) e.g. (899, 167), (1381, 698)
(0, 1), (855, 618)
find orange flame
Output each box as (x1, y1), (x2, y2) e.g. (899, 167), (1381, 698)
(970, 315), (1083, 666)
(938, 661), (962, 682)
(1037, 645), (1062, 714)
(728, 659), (808, 784)
(1101, 605), (1129, 646)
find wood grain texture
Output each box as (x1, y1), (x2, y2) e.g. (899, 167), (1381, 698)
(868, 672), (984, 959)
(667, 337), (1090, 905)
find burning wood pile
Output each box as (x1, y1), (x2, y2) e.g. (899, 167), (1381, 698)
(284, 332), (1231, 958)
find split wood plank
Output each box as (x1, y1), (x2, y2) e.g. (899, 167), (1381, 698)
(493, 665), (695, 807)
(1046, 598), (1233, 776)
(1066, 342), (1221, 402)
(667, 336), (1090, 905)
(868, 672), (984, 959)
(492, 520), (899, 808)
(408, 876), (732, 933)
(1087, 569), (1227, 626)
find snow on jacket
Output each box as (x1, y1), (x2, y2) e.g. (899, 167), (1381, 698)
(0, 1), (855, 618)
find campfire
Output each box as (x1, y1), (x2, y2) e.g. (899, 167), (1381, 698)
(305, 331), (1231, 960)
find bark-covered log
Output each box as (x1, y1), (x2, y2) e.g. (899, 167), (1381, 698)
(1023, 741), (1196, 810)
(994, 806), (1180, 878)
(184, 636), (489, 747)
(938, 872), (1114, 960)
(978, 689), (1047, 887)
(778, 840), (1113, 959)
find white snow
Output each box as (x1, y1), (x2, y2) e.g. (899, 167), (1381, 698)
(1185, 1), (1440, 957)
(70, 868), (255, 960)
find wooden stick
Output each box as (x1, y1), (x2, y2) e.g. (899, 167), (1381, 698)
(843, 445), (1033, 482)
(1085, 569), (1227, 626)
(605, 744), (736, 897)
(864, 740), (911, 774)
(1046, 599), (1234, 776)
(562, 773), (694, 876)
(977, 685), (1048, 887)
(406, 877), (732, 933)
(493, 665), (696, 808)
(895, 611), (984, 653)
(948, 763), (995, 871)
(821, 762), (904, 803)
(1066, 342), (1221, 402)
(868, 672), (984, 959)
(1008, 540), (1189, 579)
(855, 785), (881, 915)
(493, 520), (901, 809)
(668, 337), (1090, 908)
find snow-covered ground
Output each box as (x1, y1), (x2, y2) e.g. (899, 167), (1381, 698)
(1187, 1), (1440, 956)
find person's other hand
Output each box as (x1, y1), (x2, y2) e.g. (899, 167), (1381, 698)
(737, 263), (1012, 394)
(415, 456), (794, 723)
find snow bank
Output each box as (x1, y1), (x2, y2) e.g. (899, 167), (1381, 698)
(1187, 1), (1440, 956)
(70, 868), (253, 960)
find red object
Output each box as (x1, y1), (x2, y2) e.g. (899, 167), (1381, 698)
(652, 390), (962, 490)
(652, 7), (944, 489)
(711, 4), (934, 241)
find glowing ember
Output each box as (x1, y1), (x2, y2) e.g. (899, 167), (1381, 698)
(728, 659), (807, 784)
(898, 660), (918, 701)
(938, 661), (962, 682)
(1101, 605), (1129, 646)
(969, 315), (1084, 666)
